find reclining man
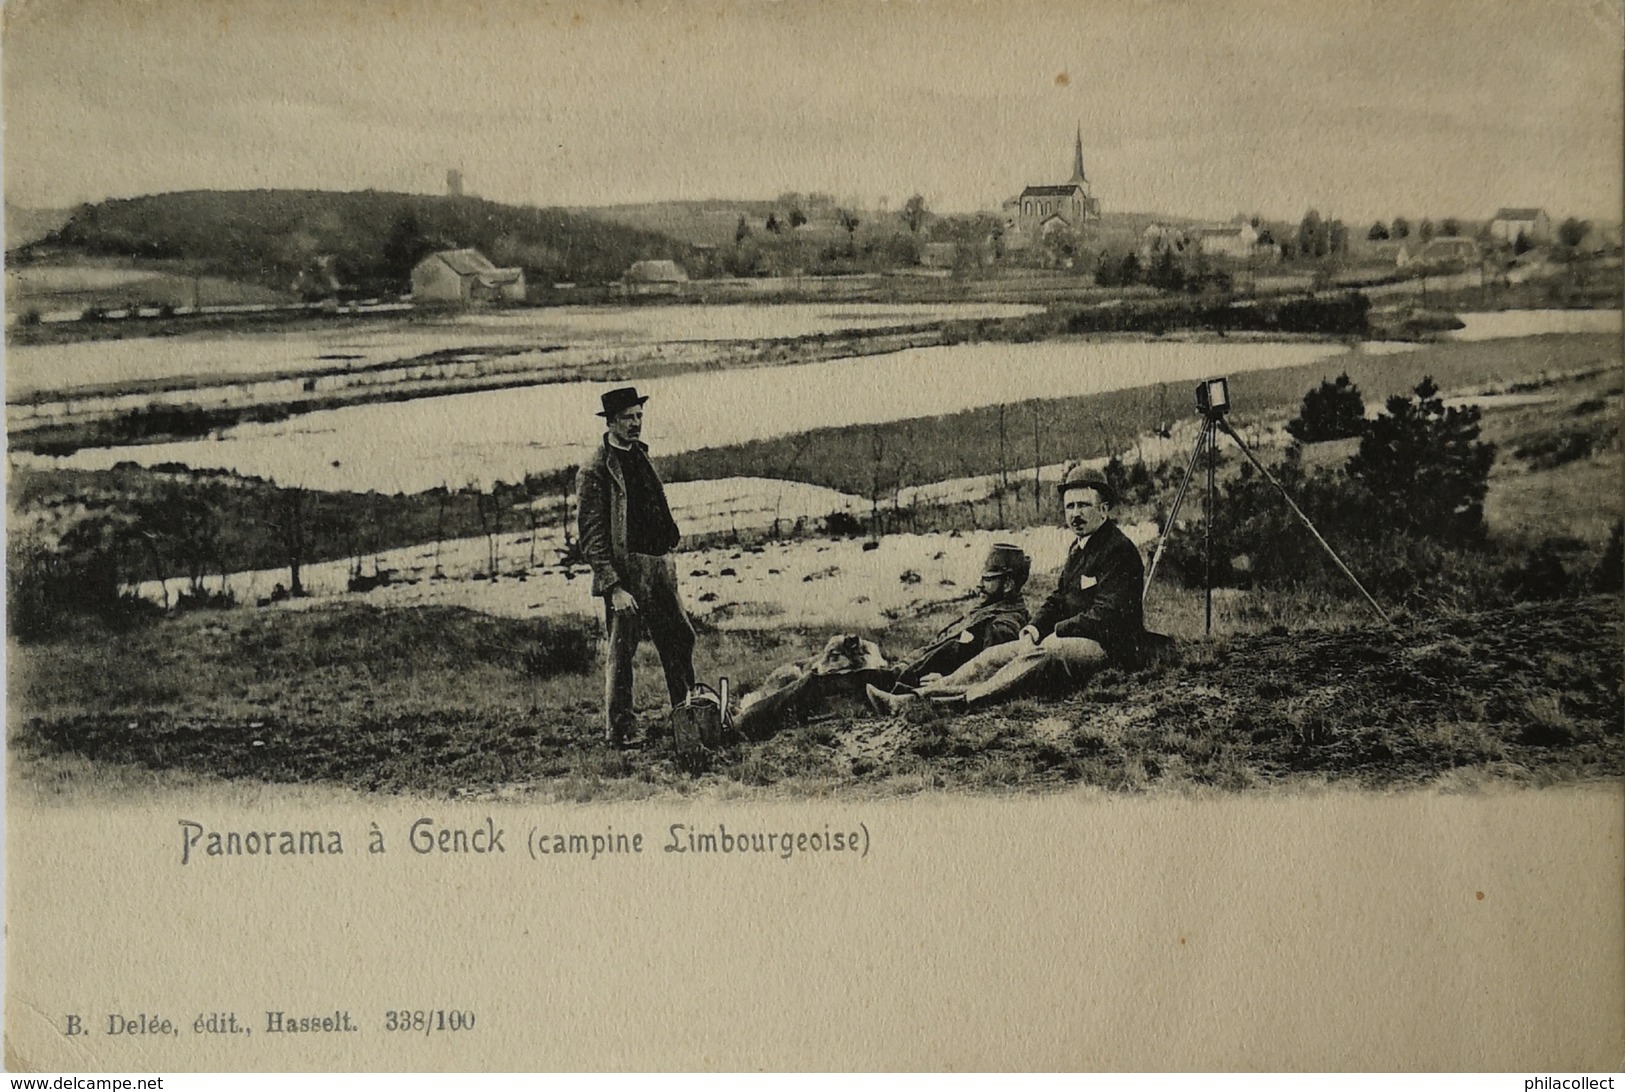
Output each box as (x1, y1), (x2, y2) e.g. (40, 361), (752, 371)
(732, 543), (1032, 739)
(867, 468), (1144, 714)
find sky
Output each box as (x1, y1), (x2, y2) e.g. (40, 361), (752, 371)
(3, 0), (1622, 223)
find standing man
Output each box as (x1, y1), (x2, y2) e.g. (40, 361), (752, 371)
(867, 468), (1144, 713)
(576, 386), (695, 746)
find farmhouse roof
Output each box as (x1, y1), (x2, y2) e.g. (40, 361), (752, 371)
(1493, 207), (1546, 222)
(428, 248), (501, 277)
(625, 259), (689, 283)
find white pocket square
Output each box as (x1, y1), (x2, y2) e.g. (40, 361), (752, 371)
(1079, 574), (1099, 590)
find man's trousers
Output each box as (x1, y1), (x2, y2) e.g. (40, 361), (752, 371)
(601, 552), (696, 741)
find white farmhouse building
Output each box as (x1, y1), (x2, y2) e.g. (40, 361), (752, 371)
(1488, 208), (1552, 247)
(411, 249), (526, 303)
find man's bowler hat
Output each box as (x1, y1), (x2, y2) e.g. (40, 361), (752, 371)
(1058, 464), (1116, 505)
(597, 386), (650, 418)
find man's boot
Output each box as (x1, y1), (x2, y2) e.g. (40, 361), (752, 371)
(865, 684), (920, 716)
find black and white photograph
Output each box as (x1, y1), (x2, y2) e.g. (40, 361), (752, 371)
(4, 0), (1622, 1074)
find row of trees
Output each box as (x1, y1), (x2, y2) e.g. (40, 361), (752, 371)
(1293, 210), (1352, 260)
(734, 194), (931, 246)
(720, 194), (939, 277)
(1366, 216), (1461, 242)
(1094, 247), (1233, 293)
(1364, 215), (1596, 252)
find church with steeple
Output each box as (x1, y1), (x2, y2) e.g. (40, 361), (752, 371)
(1002, 128), (1101, 250)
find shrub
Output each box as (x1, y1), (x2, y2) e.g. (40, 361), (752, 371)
(1514, 425), (1603, 470)
(174, 586), (238, 612)
(19, 308), (42, 327)
(1500, 542), (1572, 601)
(1286, 373), (1366, 443)
(1103, 455), (1158, 507)
(1346, 377), (1495, 543)
(7, 514), (141, 639)
(522, 615), (599, 678)
(1094, 251), (1141, 287)
(1155, 446), (1511, 611)
(822, 510), (864, 537)
(1160, 450), (1368, 593)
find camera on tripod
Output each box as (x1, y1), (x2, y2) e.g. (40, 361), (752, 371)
(1194, 376), (1230, 421)
(1144, 373), (1389, 632)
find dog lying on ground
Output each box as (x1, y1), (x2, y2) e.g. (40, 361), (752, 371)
(733, 634), (896, 740)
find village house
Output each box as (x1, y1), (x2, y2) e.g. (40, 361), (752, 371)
(1489, 207), (1552, 247)
(622, 259), (690, 296)
(1193, 222), (1266, 261)
(1139, 223), (1193, 264)
(410, 248), (526, 303)
(1364, 241), (1413, 268)
(1003, 128), (1101, 252)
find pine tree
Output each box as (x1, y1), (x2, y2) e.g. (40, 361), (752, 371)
(1286, 373), (1367, 443)
(1346, 377), (1496, 542)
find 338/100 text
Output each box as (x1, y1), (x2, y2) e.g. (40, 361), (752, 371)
(384, 1010), (476, 1034)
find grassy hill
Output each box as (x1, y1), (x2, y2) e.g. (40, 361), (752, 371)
(17, 189), (697, 295)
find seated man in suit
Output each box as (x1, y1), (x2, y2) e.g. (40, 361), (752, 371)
(867, 469), (1144, 714)
(733, 544), (1032, 739)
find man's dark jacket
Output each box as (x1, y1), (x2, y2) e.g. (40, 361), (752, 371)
(575, 435), (680, 597)
(896, 597), (1029, 686)
(1031, 519), (1146, 666)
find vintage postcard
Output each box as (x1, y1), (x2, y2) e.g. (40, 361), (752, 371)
(4, 0), (1623, 1073)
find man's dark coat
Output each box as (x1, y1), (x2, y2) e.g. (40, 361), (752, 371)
(896, 596), (1029, 686)
(1031, 519), (1146, 666)
(575, 435), (680, 598)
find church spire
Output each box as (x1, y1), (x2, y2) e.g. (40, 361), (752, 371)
(1071, 125), (1087, 183)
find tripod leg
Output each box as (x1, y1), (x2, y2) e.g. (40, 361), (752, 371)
(1205, 416), (1216, 636)
(1218, 422), (1392, 625)
(1143, 418), (1210, 600)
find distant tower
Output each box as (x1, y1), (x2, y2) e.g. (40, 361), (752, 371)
(1070, 125), (1087, 185)
(446, 169), (464, 197)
